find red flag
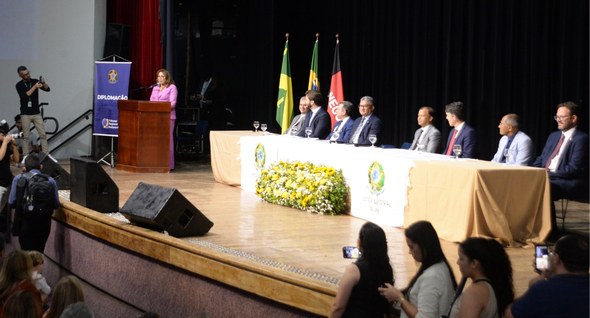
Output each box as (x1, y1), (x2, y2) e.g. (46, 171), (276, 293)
(327, 36), (344, 128)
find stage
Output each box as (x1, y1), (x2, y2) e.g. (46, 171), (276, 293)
(25, 158), (586, 317)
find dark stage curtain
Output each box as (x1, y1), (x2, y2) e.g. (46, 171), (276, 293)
(267, 0), (588, 159)
(107, 0), (163, 99)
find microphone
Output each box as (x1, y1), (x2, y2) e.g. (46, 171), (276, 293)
(147, 83), (159, 89)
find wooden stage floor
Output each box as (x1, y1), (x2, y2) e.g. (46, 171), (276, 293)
(63, 157), (589, 308)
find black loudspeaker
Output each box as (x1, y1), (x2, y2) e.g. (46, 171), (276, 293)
(103, 23), (130, 59)
(70, 157), (119, 213)
(120, 182), (213, 237)
(39, 153), (70, 190)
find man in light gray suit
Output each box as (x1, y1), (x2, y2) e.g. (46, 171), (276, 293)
(491, 113), (533, 165)
(409, 106), (441, 152)
(285, 96), (309, 135)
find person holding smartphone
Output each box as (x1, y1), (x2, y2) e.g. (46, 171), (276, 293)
(330, 222), (394, 318)
(504, 235), (589, 318)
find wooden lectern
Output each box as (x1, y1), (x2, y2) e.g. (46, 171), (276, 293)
(117, 100), (170, 173)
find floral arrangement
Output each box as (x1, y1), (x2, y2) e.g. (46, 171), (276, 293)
(256, 161), (349, 215)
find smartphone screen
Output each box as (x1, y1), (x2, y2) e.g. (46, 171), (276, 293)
(342, 246), (361, 259)
(535, 244), (549, 272)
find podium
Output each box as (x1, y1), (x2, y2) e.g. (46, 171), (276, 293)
(117, 100), (170, 173)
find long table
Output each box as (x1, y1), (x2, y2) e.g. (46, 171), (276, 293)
(210, 130), (551, 245)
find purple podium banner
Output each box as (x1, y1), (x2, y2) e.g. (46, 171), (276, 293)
(93, 61), (132, 136)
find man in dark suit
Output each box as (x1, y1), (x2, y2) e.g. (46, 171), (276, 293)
(532, 102), (589, 231)
(410, 106), (441, 153)
(348, 96), (383, 146)
(297, 90), (331, 139)
(285, 96), (309, 135)
(443, 101), (477, 158)
(326, 101), (354, 143)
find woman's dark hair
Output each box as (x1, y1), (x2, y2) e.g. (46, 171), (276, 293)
(459, 238), (514, 315)
(404, 221), (457, 291)
(358, 222), (394, 285)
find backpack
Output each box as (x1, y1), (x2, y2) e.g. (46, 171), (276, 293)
(16, 172), (55, 219)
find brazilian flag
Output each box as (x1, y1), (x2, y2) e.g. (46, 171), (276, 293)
(276, 38), (294, 133)
(308, 37), (320, 91)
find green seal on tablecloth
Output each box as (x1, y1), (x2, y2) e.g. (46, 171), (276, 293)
(368, 161), (385, 195)
(255, 143), (266, 168)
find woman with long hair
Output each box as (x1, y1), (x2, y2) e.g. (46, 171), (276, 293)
(379, 221), (457, 318)
(0, 250), (42, 315)
(44, 275), (85, 318)
(150, 68), (178, 171)
(449, 237), (514, 318)
(330, 222), (394, 317)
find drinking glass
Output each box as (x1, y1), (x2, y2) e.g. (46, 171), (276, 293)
(260, 123), (267, 133)
(368, 134), (377, 147)
(253, 121), (260, 132)
(453, 144), (462, 159)
(305, 127), (312, 138)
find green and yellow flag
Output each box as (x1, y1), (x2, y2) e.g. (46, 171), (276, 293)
(308, 36), (320, 91)
(276, 37), (294, 134)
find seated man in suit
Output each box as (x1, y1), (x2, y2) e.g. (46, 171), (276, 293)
(285, 96), (309, 135)
(326, 101), (354, 143)
(491, 113), (533, 165)
(409, 106), (441, 153)
(348, 96), (383, 146)
(443, 101), (477, 158)
(297, 90), (331, 139)
(532, 102), (589, 231)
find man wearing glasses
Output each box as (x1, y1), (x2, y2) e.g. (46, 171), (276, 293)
(532, 102), (589, 233)
(15, 66), (50, 155)
(348, 96), (383, 146)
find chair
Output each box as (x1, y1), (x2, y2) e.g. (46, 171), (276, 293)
(555, 197), (590, 231)
(194, 120), (209, 154)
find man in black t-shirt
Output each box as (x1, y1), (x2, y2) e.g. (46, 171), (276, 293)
(15, 66), (50, 155)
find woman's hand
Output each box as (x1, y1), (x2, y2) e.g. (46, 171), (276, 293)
(378, 283), (402, 303)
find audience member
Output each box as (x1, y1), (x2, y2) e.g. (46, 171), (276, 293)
(505, 235), (589, 318)
(348, 96), (383, 146)
(150, 68), (178, 171)
(379, 221), (457, 318)
(326, 101), (354, 143)
(491, 114), (533, 165)
(15, 65), (50, 154)
(3, 290), (43, 318)
(285, 96), (309, 135)
(297, 90), (331, 139)
(59, 302), (94, 318)
(531, 102), (589, 232)
(0, 121), (19, 215)
(10, 114), (40, 155)
(29, 250), (51, 302)
(0, 250), (42, 315)
(44, 275), (85, 318)
(443, 101), (477, 158)
(330, 222), (394, 317)
(448, 238), (514, 318)
(409, 106), (441, 152)
(9, 153), (60, 253)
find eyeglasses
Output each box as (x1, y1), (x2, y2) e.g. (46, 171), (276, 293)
(358, 105), (372, 108)
(554, 115), (570, 121)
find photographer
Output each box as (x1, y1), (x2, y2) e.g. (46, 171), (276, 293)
(504, 235), (589, 318)
(10, 114), (40, 156)
(15, 66), (50, 155)
(0, 120), (20, 214)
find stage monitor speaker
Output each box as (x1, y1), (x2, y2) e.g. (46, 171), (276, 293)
(39, 153), (70, 190)
(70, 157), (119, 213)
(120, 182), (213, 237)
(104, 23), (130, 59)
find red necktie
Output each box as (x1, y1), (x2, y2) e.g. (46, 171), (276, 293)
(545, 133), (565, 169)
(445, 129), (458, 155)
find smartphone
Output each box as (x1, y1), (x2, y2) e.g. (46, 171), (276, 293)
(39, 76), (44, 83)
(342, 246), (361, 259)
(534, 244), (549, 273)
